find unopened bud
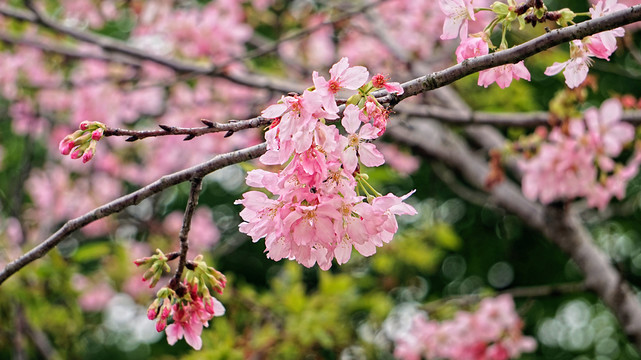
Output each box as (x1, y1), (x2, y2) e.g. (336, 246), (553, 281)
(147, 299), (160, 320)
(91, 128), (104, 141)
(59, 137), (75, 155)
(155, 319), (167, 332)
(79, 121), (91, 130)
(82, 148), (94, 163)
(70, 148), (84, 160)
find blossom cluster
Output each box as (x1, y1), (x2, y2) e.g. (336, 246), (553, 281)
(520, 99), (640, 210)
(544, 1), (627, 88)
(442, 0), (628, 89)
(236, 58), (416, 270)
(393, 295), (536, 360)
(137, 254), (227, 350)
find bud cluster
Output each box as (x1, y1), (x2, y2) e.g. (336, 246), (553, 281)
(58, 121), (106, 163)
(137, 253), (227, 350)
(134, 248), (177, 288)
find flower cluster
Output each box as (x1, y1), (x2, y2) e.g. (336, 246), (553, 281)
(137, 254), (227, 350)
(58, 121), (105, 163)
(235, 57), (415, 270)
(520, 99), (640, 210)
(544, 0), (626, 87)
(393, 295), (536, 360)
(444, 0), (628, 90)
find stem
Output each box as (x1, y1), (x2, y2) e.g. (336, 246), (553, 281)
(173, 178), (203, 284)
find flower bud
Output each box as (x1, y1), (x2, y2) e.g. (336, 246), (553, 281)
(82, 148), (94, 163)
(70, 148), (84, 160)
(59, 137), (75, 155)
(91, 128), (104, 141)
(79, 121), (91, 130)
(155, 319), (167, 332)
(147, 299), (160, 320)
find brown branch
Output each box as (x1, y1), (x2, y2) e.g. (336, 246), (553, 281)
(396, 104), (641, 127)
(0, 143), (267, 285)
(172, 177), (203, 286)
(375, 5), (641, 105)
(104, 117), (271, 142)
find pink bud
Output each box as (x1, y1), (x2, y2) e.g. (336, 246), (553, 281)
(92, 129), (104, 141)
(147, 305), (158, 320)
(70, 148), (84, 159)
(204, 297), (215, 314)
(156, 320), (166, 332)
(79, 121), (91, 130)
(82, 148), (94, 163)
(59, 138), (74, 155)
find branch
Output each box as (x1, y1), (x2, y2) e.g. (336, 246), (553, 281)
(0, 143), (267, 285)
(396, 104), (641, 127)
(375, 5), (641, 104)
(104, 117), (271, 142)
(172, 177), (203, 286)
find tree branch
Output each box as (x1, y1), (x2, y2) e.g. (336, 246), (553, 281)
(0, 143), (267, 285)
(104, 117), (271, 142)
(376, 5), (641, 104)
(396, 104), (641, 127)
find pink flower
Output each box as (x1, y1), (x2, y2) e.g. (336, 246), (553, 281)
(371, 73), (404, 95)
(544, 40), (593, 88)
(455, 35), (489, 63)
(313, 57), (369, 114)
(393, 295), (536, 360)
(340, 104), (385, 173)
(478, 61), (531, 89)
(584, 98), (634, 157)
(439, 0), (475, 40)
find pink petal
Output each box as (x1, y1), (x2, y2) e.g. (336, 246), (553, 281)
(329, 57), (349, 79)
(359, 143), (385, 168)
(166, 323), (183, 346)
(262, 103), (288, 118)
(340, 66), (369, 89)
(544, 61), (568, 76)
(342, 105), (361, 134)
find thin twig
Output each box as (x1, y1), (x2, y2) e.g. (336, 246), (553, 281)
(172, 177), (203, 286)
(104, 117), (271, 142)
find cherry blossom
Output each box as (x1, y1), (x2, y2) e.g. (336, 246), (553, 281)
(236, 58), (415, 270)
(439, 0), (476, 40)
(455, 35), (489, 63)
(478, 61), (531, 89)
(393, 295), (536, 360)
(313, 57), (369, 114)
(520, 99), (639, 210)
(544, 40), (593, 88)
